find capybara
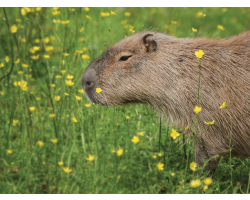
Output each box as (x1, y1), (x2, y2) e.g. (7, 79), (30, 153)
(81, 30), (250, 176)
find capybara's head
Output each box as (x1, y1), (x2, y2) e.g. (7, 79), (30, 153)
(81, 31), (179, 107)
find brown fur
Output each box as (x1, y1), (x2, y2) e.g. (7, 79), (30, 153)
(81, 30), (250, 175)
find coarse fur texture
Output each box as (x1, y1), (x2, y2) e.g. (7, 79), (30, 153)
(81, 30), (250, 175)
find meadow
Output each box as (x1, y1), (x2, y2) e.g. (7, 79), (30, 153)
(0, 7), (250, 194)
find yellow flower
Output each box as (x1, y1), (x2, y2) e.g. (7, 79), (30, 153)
(117, 148), (123, 156)
(50, 36), (56, 40)
(5, 56), (9, 63)
(49, 113), (56, 118)
(21, 84), (27, 91)
(36, 97), (41, 101)
(21, 38), (26, 43)
(75, 96), (82, 101)
(222, 8), (227, 12)
(204, 177), (213, 185)
(11, 25), (18, 33)
(79, 89), (84, 94)
(0, 63), (4, 68)
(82, 54), (90, 60)
(16, 18), (21, 23)
(79, 27), (84, 32)
(33, 46), (40, 51)
(124, 12), (131, 17)
(203, 185), (208, 191)
(84, 7), (90, 11)
(101, 12), (110, 17)
(137, 132), (145, 136)
(66, 80), (74, 86)
(53, 19), (61, 24)
(44, 37), (50, 43)
(193, 105), (202, 113)
(63, 53), (69, 57)
(190, 161), (197, 171)
(7, 149), (13, 154)
(51, 138), (58, 143)
(190, 179), (201, 188)
(34, 39), (40, 43)
(44, 55), (50, 59)
(82, 47), (87, 52)
(58, 161), (64, 166)
(72, 116), (78, 123)
(62, 20), (70, 25)
(36, 7), (42, 11)
(86, 154), (95, 161)
(29, 106), (35, 112)
(217, 25), (225, 31)
(185, 125), (189, 130)
(158, 152), (162, 157)
(126, 116), (130, 119)
(96, 88), (102, 93)
(65, 92), (69, 96)
(219, 102), (225, 109)
(111, 149), (116, 153)
(86, 15), (91, 20)
(54, 96), (60, 101)
(61, 70), (66, 74)
(56, 75), (62, 78)
(196, 11), (203, 17)
(53, 7), (59, 11)
(111, 11), (116, 15)
(170, 128), (180, 140)
(79, 37), (86, 42)
(63, 167), (72, 173)
(31, 55), (39, 60)
(204, 120), (215, 125)
(37, 141), (44, 147)
(157, 162), (164, 171)
(52, 10), (60, 16)
(171, 21), (177, 24)
(69, 8), (75, 12)
(195, 50), (204, 59)
(152, 155), (157, 159)
(13, 119), (19, 126)
(129, 28), (135, 34)
(131, 136), (139, 144)
(192, 28), (197, 32)
(18, 71), (23, 74)
(1, 92), (4, 96)
(67, 75), (74, 80)
(85, 103), (91, 107)
(121, 20), (127, 25)
(171, 172), (175, 177)
(51, 84), (55, 87)
(22, 63), (29, 68)
(45, 46), (54, 52)
(21, 7), (31, 15)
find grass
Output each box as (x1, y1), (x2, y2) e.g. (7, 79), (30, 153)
(1, 7), (250, 194)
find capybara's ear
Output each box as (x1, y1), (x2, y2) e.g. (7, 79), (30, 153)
(142, 34), (157, 52)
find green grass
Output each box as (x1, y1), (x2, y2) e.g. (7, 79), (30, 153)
(1, 7), (250, 194)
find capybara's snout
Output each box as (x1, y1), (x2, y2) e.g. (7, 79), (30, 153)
(81, 66), (97, 103)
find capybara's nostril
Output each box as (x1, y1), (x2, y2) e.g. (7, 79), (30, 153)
(86, 81), (92, 86)
(81, 67), (96, 91)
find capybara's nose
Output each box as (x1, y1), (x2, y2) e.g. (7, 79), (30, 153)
(81, 67), (96, 91)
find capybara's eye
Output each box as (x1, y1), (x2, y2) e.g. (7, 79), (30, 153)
(118, 55), (132, 62)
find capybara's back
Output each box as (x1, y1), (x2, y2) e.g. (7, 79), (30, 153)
(81, 30), (250, 175)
